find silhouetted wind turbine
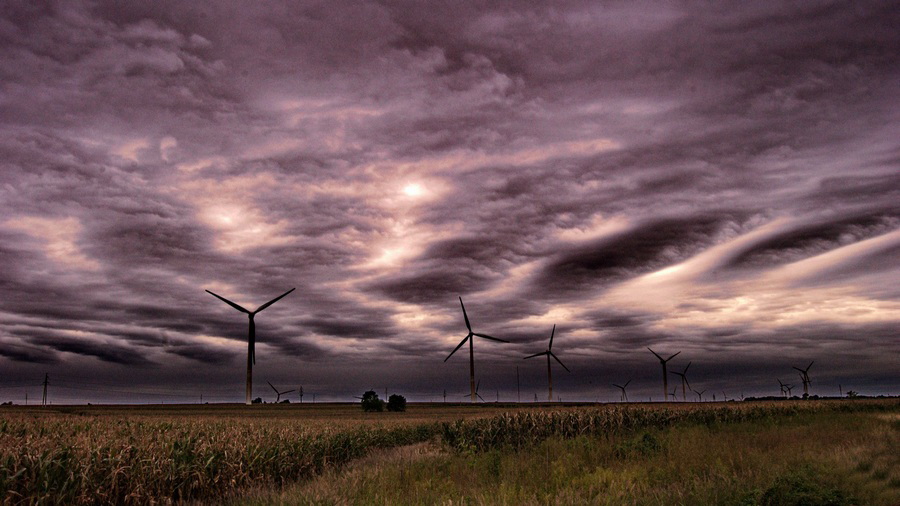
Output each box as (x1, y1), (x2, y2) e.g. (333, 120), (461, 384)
(792, 361), (813, 396)
(524, 324), (570, 402)
(612, 379), (632, 402)
(777, 378), (787, 398)
(206, 287), (295, 405)
(444, 297), (508, 402)
(669, 386), (678, 401)
(693, 387), (707, 402)
(648, 348), (680, 402)
(460, 380), (485, 402)
(267, 381), (295, 403)
(671, 361), (691, 401)
(785, 384), (794, 397)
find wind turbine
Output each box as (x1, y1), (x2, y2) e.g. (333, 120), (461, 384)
(460, 380), (485, 402)
(267, 381), (295, 403)
(792, 361), (813, 396)
(671, 361), (691, 401)
(693, 387), (707, 402)
(777, 378), (787, 398)
(444, 297), (508, 402)
(523, 324), (570, 402)
(648, 348), (680, 402)
(612, 379), (632, 402)
(669, 386), (678, 401)
(206, 287), (295, 405)
(785, 384), (794, 398)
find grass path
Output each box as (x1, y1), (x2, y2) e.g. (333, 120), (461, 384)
(241, 408), (900, 505)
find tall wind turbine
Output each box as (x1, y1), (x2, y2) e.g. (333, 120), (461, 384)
(777, 378), (787, 398)
(524, 324), (570, 402)
(671, 361), (691, 401)
(648, 348), (680, 402)
(444, 297), (508, 402)
(460, 380), (485, 402)
(612, 379), (632, 402)
(792, 361), (813, 396)
(693, 387), (707, 402)
(267, 381), (295, 403)
(206, 288), (295, 405)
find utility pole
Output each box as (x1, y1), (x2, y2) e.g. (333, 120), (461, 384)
(41, 374), (49, 407)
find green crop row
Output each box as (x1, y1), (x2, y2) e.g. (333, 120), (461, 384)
(439, 400), (899, 453)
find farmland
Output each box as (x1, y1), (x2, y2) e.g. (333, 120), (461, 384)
(1, 400), (897, 504)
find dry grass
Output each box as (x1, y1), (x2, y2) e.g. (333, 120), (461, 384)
(244, 400), (900, 505)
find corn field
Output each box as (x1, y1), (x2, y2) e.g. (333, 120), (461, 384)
(1, 400), (895, 504)
(0, 415), (438, 504)
(439, 400), (899, 452)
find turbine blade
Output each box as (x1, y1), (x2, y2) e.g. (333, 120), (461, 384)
(624, 379), (631, 387)
(612, 384), (623, 389)
(523, 351), (547, 360)
(683, 361), (691, 374)
(665, 351), (681, 362)
(647, 347), (663, 360)
(206, 290), (250, 313)
(255, 288), (295, 313)
(792, 367), (804, 373)
(281, 390), (295, 395)
(549, 324), (556, 350)
(474, 333), (508, 343)
(806, 361), (814, 372)
(444, 335), (470, 362)
(550, 351), (570, 372)
(477, 393), (485, 401)
(459, 297), (472, 332)
(267, 381), (277, 393)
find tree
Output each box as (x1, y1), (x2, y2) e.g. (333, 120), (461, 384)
(387, 394), (407, 412)
(360, 390), (384, 412)
(846, 390), (859, 399)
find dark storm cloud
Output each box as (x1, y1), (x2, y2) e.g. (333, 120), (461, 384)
(0, 1), (897, 401)
(724, 211), (899, 270)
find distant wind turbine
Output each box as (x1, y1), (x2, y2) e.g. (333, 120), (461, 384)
(792, 361), (813, 396)
(670, 361), (691, 401)
(444, 297), (508, 402)
(206, 288), (295, 405)
(267, 381), (295, 403)
(693, 387), (707, 402)
(524, 324), (570, 402)
(460, 380), (485, 402)
(648, 348), (680, 401)
(612, 379), (632, 402)
(777, 378), (787, 398)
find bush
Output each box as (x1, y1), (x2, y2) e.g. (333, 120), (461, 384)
(360, 391), (384, 412)
(387, 394), (407, 412)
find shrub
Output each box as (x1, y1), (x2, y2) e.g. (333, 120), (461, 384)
(360, 391), (384, 412)
(387, 394), (407, 412)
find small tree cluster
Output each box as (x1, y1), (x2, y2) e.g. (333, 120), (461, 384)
(360, 390), (384, 412)
(387, 394), (407, 412)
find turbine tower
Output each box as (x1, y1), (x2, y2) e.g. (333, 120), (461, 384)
(792, 361), (813, 397)
(612, 379), (631, 402)
(648, 348), (680, 402)
(444, 297), (508, 402)
(670, 361), (691, 401)
(206, 288), (295, 405)
(523, 324), (570, 402)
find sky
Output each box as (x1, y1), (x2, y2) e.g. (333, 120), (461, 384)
(0, 1), (897, 404)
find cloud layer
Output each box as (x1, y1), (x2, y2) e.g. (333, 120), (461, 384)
(0, 1), (897, 403)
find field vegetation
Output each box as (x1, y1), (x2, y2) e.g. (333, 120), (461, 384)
(0, 400), (896, 505)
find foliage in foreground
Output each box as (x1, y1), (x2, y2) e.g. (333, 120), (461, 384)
(249, 406), (899, 505)
(0, 417), (437, 504)
(439, 400), (897, 452)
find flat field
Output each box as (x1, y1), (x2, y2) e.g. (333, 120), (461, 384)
(1, 400), (897, 505)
